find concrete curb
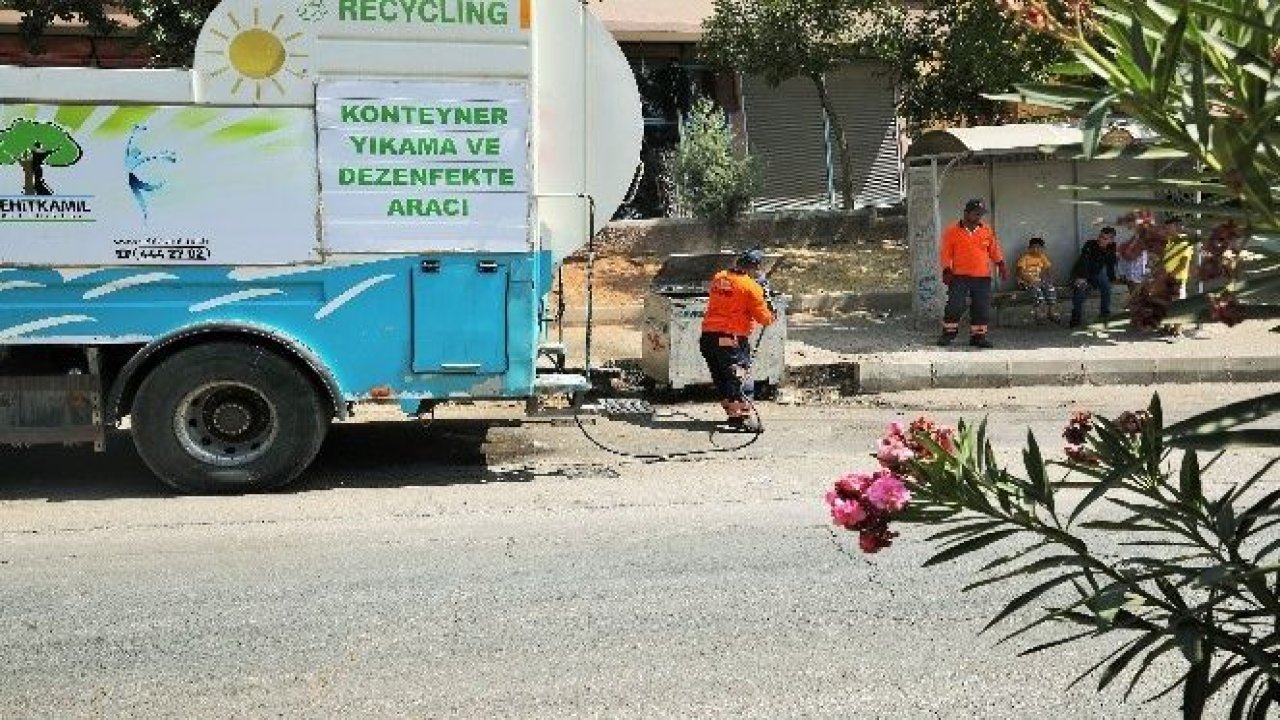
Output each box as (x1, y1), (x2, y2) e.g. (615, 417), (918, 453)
(849, 355), (1280, 394)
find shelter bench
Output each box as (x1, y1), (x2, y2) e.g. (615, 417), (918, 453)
(991, 286), (1071, 327)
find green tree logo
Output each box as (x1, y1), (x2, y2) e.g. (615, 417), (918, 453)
(0, 119), (84, 196)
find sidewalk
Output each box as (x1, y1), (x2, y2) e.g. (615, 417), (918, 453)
(575, 297), (1280, 394)
(784, 313), (1279, 394)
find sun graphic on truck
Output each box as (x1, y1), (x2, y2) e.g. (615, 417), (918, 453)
(203, 5), (309, 102)
(0, 119), (84, 196)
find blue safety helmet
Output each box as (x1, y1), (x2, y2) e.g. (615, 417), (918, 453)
(736, 249), (765, 268)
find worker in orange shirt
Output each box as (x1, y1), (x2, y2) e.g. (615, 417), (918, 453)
(939, 199), (1008, 348)
(700, 249), (775, 431)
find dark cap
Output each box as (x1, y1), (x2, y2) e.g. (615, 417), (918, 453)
(964, 199), (987, 215)
(1028, 236), (1045, 246)
(736, 249), (764, 268)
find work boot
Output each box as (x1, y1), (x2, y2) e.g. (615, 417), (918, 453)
(727, 415), (762, 433)
(969, 334), (994, 349)
(937, 331), (958, 346)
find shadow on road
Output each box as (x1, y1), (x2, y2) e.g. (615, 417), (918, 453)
(0, 419), (553, 502)
(0, 432), (164, 501)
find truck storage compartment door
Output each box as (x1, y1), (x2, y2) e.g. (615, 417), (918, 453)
(411, 260), (509, 374)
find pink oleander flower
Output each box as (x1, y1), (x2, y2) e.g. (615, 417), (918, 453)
(1064, 444), (1102, 466)
(826, 494), (868, 529)
(1115, 410), (1151, 436)
(1209, 291), (1246, 327)
(1063, 411), (1094, 446)
(877, 417), (957, 473)
(1204, 221), (1239, 255)
(826, 469), (912, 554)
(865, 471), (912, 513)
(1198, 255), (1226, 282)
(835, 471), (874, 497)
(877, 437), (916, 469)
(859, 527), (897, 554)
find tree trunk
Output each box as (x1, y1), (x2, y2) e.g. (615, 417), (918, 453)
(19, 158), (35, 196)
(811, 73), (855, 212)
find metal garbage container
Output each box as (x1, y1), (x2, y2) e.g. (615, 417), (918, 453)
(641, 252), (787, 397)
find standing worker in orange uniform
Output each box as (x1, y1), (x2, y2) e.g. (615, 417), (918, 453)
(938, 198), (1009, 348)
(700, 249), (775, 431)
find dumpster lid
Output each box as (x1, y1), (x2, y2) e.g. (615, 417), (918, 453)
(650, 252), (780, 294)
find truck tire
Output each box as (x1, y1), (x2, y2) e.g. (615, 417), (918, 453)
(131, 342), (329, 494)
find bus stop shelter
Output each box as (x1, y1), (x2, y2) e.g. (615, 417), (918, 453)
(904, 123), (1173, 323)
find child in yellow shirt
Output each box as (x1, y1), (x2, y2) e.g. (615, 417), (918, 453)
(1015, 236), (1059, 322)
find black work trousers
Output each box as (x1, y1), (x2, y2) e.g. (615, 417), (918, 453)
(699, 332), (753, 402)
(943, 275), (993, 333)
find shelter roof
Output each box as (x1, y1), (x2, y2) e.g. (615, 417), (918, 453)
(906, 123), (1161, 159)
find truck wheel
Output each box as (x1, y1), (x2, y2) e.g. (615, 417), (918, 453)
(131, 342), (329, 494)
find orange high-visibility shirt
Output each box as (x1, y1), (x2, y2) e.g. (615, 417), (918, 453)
(701, 270), (775, 337)
(941, 221), (1004, 278)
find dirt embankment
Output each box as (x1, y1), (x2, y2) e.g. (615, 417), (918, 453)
(560, 213), (911, 307)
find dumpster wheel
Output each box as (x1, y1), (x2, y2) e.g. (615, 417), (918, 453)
(572, 396), (764, 462)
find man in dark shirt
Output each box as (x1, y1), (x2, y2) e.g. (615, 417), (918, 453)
(1068, 226), (1119, 327)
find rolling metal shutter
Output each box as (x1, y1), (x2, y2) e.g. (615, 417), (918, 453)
(742, 62), (903, 211)
(741, 73), (832, 211)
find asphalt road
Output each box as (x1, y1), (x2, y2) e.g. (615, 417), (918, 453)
(1, 383), (1276, 719)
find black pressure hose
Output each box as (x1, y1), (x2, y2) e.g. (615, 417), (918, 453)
(571, 397), (764, 462)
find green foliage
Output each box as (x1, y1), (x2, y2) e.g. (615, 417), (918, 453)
(666, 98), (760, 228)
(5, 0), (220, 68)
(701, 0), (866, 84)
(121, 1), (221, 68)
(898, 396), (1280, 718)
(992, 0), (1279, 455)
(700, 0), (872, 210)
(4, 0), (116, 56)
(855, 0), (1074, 132)
(876, 7), (1280, 715)
(997, 1), (1278, 303)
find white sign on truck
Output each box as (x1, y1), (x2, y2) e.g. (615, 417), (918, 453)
(317, 80), (531, 252)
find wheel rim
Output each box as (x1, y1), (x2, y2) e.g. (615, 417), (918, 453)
(173, 381), (279, 467)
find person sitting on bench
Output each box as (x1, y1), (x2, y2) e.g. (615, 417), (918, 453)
(1068, 226), (1119, 328)
(1015, 236), (1059, 323)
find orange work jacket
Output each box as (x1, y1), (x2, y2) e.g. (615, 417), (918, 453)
(941, 221), (1004, 278)
(701, 270), (775, 337)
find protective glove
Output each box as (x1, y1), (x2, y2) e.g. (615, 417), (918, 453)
(996, 261), (1009, 282)
(757, 275), (777, 313)
(941, 268), (954, 286)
